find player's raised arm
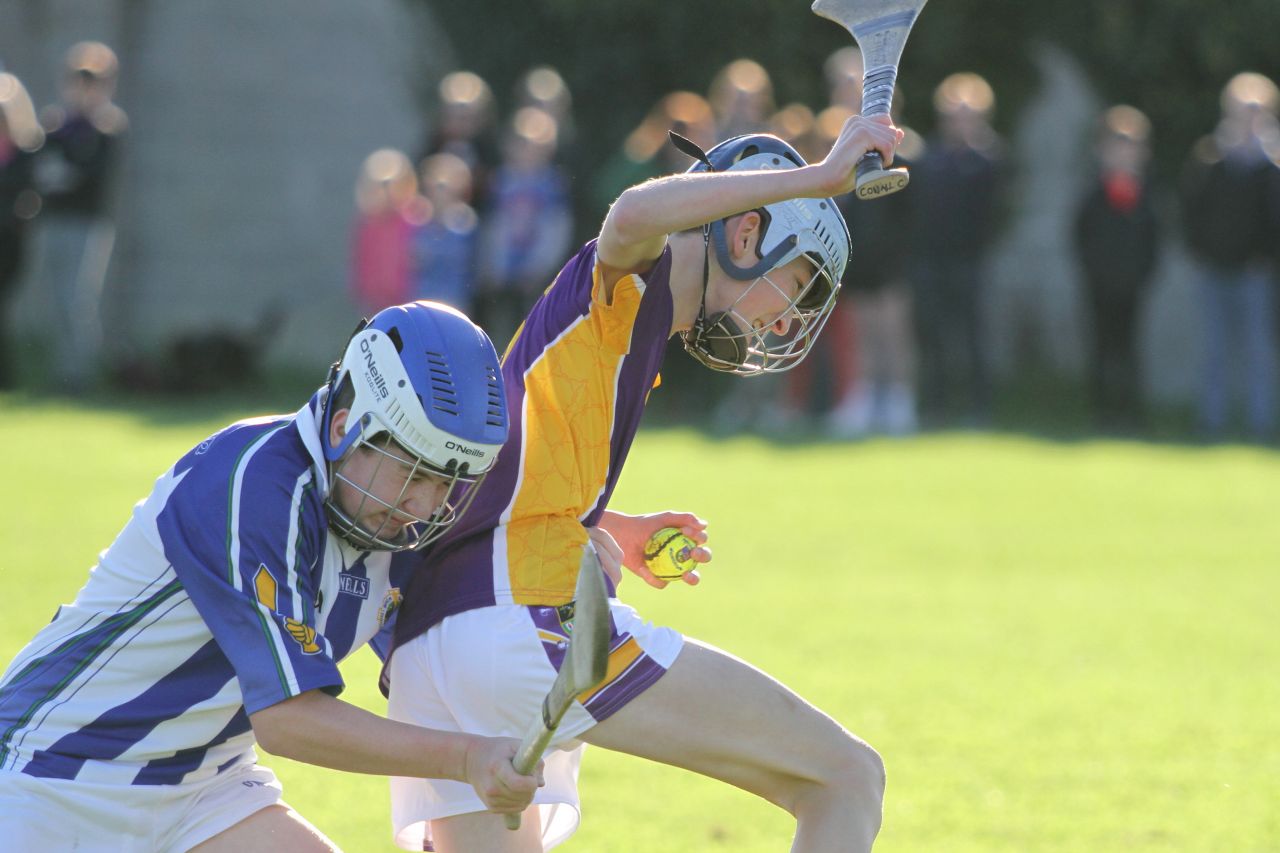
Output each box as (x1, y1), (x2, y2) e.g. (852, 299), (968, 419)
(597, 115), (901, 271)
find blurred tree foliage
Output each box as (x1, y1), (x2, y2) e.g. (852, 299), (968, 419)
(415, 0), (1280, 212)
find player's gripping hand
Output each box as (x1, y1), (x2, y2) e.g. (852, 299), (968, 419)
(814, 114), (904, 197)
(464, 735), (545, 813)
(599, 510), (711, 589)
(587, 525), (626, 587)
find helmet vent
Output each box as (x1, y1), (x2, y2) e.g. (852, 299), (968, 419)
(426, 350), (460, 415)
(485, 365), (504, 427)
(387, 327), (404, 353)
(812, 219), (839, 262)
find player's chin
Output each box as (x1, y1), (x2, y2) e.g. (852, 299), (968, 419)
(363, 517), (411, 543)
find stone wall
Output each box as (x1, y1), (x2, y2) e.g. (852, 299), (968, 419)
(1, 0), (449, 374)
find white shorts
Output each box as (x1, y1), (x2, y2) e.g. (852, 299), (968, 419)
(0, 760), (284, 852)
(387, 600), (684, 852)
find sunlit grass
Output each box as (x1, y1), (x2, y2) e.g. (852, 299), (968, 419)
(2, 395), (1276, 851)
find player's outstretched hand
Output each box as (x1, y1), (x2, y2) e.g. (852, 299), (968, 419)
(814, 114), (904, 197)
(464, 736), (545, 814)
(599, 510), (711, 589)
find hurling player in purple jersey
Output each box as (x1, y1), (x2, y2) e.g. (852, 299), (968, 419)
(383, 117), (901, 852)
(0, 302), (542, 852)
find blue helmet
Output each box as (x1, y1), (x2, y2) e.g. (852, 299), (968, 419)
(322, 301), (508, 551)
(680, 133), (851, 374)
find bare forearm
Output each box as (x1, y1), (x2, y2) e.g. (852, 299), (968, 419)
(605, 166), (833, 247)
(598, 116), (899, 270)
(251, 690), (471, 781)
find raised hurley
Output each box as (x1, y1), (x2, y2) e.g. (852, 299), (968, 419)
(811, 0), (930, 199)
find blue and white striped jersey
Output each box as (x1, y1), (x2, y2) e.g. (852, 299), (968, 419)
(0, 392), (405, 787)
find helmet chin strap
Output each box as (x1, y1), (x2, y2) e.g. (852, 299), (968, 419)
(681, 225), (750, 371)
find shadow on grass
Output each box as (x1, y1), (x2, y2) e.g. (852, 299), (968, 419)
(641, 363), (1278, 452)
(6, 359), (1276, 453)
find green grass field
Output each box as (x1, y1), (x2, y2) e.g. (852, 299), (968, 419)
(2, 392), (1277, 851)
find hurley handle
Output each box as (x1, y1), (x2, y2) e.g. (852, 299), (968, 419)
(503, 705), (556, 830)
(855, 152), (910, 199)
(855, 64), (909, 200)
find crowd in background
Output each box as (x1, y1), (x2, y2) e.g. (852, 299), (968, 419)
(0, 42), (124, 395)
(2, 42), (1279, 444)
(350, 67), (575, 355)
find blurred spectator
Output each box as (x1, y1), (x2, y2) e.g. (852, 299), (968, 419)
(350, 148), (424, 316)
(817, 46), (924, 438)
(592, 90), (715, 217)
(909, 72), (1004, 427)
(709, 58), (774, 139)
(773, 50), (868, 433)
(1179, 72), (1280, 442)
(826, 97), (922, 438)
(812, 47), (923, 439)
(1072, 105), (1161, 434)
(770, 103), (823, 162)
(411, 152), (479, 314)
(824, 45), (864, 113)
(514, 66), (575, 164)
(34, 41), (127, 394)
(735, 103), (829, 433)
(419, 71), (498, 210)
(591, 90), (718, 422)
(703, 60), (779, 432)
(710, 95), (815, 436)
(0, 72), (44, 389)
(766, 103), (852, 430)
(478, 106), (573, 351)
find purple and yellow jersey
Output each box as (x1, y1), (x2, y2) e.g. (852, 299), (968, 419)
(392, 240), (673, 645)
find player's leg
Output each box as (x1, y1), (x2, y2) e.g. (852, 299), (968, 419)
(430, 804), (544, 853)
(387, 606), (594, 853)
(188, 804), (339, 852)
(880, 283), (918, 435)
(1196, 269), (1232, 438)
(171, 763), (335, 853)
(1240, 268), (1278, 438)
(580, 638), (885, 853)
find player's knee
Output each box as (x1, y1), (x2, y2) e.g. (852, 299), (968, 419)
(790, 736), (885, 820)
(834, 737), (886, 809)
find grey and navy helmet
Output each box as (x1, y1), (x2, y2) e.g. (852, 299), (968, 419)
(321, 301), (508, 551)
(677, 133), (850, 375)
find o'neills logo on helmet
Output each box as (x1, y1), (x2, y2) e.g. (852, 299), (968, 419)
(446, 440), (485, 458)
(360, 338), (390, 399)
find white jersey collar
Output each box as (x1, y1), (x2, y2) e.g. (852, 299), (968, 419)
(294, 388), (331, 494)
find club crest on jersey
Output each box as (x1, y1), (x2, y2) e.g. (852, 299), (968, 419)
(284, 617), (322, 654)
(377, 587), (402, 628)
(338, 571), (369, 600)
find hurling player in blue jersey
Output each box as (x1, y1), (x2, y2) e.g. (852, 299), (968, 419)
(0, 301), (542, 851)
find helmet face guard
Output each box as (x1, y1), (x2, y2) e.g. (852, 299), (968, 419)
(321, 301), (508, 551)
(682, 251), (840, 375)
(325, 427), (487, 552)
(674, 132), (850, 375)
